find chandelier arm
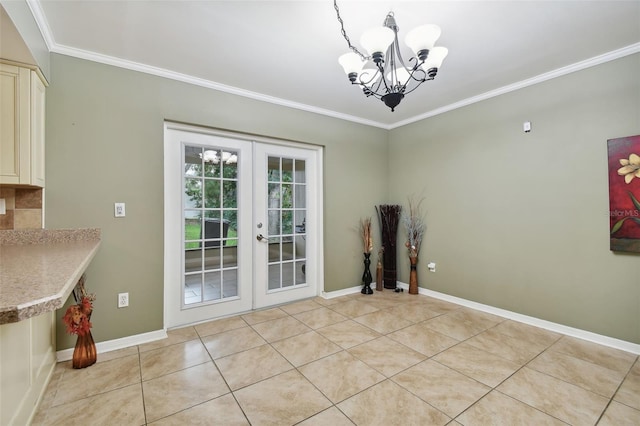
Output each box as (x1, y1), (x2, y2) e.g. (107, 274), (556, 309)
(333, 0), (368, 61)
(406, 59), (428, 83)
(370, 46), (400, 96)
(392, 37), (412, 72)
(357, 69), (381, 87)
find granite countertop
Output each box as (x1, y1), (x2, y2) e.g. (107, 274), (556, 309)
(0, 229), (101, 324)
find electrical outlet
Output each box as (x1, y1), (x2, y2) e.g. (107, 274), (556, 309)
(114, 202), (126, 217)
(118, 292), (129, 308)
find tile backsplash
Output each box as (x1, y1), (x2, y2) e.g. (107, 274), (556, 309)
(0, 187), (43, 230)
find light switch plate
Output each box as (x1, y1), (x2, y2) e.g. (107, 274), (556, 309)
(0, 199), (5, 215)
(114, 202), (126, 217)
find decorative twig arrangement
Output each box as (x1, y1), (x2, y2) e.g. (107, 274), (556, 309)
(403, 196), (426, 294)
(376, 204), (402, 289)
(358, 217), (374, 294)
(403, 197), (426, 259)
(360, 217), (373, 254)
(63, 275), (95, 337)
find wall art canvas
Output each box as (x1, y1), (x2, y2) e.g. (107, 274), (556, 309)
(608, 135), (640, 252)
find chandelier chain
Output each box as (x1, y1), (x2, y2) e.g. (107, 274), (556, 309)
(333, 0), (367, 61)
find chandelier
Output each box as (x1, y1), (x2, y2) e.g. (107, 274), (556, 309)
(334, 1), (448, 112)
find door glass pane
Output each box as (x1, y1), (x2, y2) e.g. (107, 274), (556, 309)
(222, 246), (237, 268)
(183, 144), (239, 306)
(268, 183), (280, 208)
(294, 185), (306, 208)
(204, 271), (221, 302)
(185, 146), (202, 176)
(268, 264), (281, 290)
(185, 211), (201, 248)
(223, 181), (237, 208)
(204, 180), (221, 208)
(295, 261), (306, 285)
(282, 158), (293, 182)
(282, 210), (293, 235)
(282, 262), (294, 287)
(295, 159), (306, 183)
(282, 184), (292, 208)
(269, 237), (281, 263)
(268, 209), (280, 236)
(222, 150), (238, 179)
(294, 235), (306, 260)
(282, 239), (294, 261)
(204, 248), (221, 270)
(184, 273), (202, 304)
(203, 218), (223, 247)
(294, 211), (305, 234)
(223, 270), (238, 297)
(268, 156), (280, 181)
(185, 246), (202, 273)
(223, 210), (237, 246)
(267, 155), (307, 292)
(203, 150), (220, 177)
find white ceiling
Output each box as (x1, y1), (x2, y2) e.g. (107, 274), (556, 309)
(26, 1), (640, 128)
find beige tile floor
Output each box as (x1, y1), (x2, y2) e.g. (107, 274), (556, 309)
(34, 292), (640, 425)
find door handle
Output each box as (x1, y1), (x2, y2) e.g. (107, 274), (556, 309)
(256, 234), (270, 242)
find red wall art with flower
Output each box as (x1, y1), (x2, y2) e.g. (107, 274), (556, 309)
(608, 135), (640, 253)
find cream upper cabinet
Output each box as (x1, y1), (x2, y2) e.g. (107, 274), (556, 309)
(0, 62), (46, 187)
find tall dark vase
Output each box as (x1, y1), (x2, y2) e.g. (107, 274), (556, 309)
(361, 253), (373, 294)
(377, 205), (402, 289)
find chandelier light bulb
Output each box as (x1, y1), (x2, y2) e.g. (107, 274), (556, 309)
(360, 26), (394, 60)
(405, 24), (442, 61)
(338, 52), (365, 78)
(422, 46), (449, 76)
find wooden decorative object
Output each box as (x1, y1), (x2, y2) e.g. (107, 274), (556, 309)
(408, 257), (419, 294)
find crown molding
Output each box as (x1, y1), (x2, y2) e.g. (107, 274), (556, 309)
(27, 0), (640, 131)
(389, 42), (640, 130)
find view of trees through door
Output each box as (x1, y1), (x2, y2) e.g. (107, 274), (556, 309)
(183, 145), (239, 305)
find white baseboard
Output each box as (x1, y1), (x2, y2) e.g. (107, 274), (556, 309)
(321, 286), (362, 299)
(56, 329), (167, 362)
(323, 283), (640, 355)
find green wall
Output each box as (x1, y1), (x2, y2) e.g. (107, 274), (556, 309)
(47, 52), (639, 349)
(46, 54), (388, 349)
(388, 54), (640, 343)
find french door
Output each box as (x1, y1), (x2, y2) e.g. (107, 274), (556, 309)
(164, 123), (323, 328)
(253, 143), (320, 308)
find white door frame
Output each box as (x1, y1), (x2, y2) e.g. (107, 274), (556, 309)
(163, 121), (324, 329)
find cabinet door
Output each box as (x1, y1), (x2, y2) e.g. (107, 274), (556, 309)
(30, 71), (45, 187)
(0, 64), (30, 185)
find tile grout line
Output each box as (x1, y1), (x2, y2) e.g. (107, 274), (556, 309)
(592, 354), (640, 425)
(135, 345), (150, 426)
